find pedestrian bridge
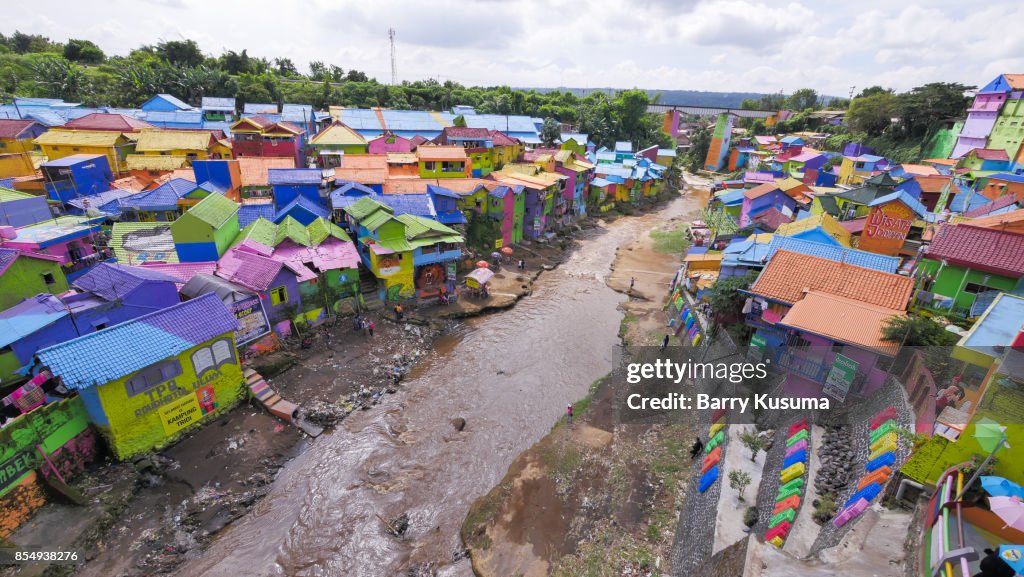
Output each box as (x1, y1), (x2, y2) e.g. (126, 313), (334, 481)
(647, 104), (776, 118)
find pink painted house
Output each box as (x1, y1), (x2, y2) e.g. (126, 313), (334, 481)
(368, 131), (414, 154)
(1, 218), (106, 278)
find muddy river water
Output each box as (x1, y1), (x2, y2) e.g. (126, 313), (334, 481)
(175, 195), (696, 577)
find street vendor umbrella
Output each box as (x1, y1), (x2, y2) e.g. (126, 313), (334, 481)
(975, 418), (1009, 453)
(981, 476), (1024, 499)
(997, 545), (1024, 575)
(475, 260), (490, 269)
(500, 246), (513, 255)
(989, 496), (1024, 531)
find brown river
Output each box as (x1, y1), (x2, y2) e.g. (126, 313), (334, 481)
(175, 194), (697, 577)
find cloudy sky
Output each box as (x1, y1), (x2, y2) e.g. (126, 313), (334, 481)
(5, 0), (1024, 96)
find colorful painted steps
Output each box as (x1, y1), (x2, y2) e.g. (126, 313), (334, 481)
(833, 406), (898, 526)
(706, 430), (725, 452)
(244, 368), (322, 437)
(767, 419), (811, 548)
(699, 466), (719, 493)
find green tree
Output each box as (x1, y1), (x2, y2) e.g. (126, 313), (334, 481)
(156, 40), (204, 68)
(345, 69), (369, 82)
(31, 56), (88, 100)
(895, 82), (973, 139)
(614, 88), (652, 148)
(740, 431), (770, 462)
(63, 39), (104, 64)
(274, 57), (299, 77)
(881, 315), (960, 347)
(785, 88), (819, 111)
(540, 117), (560, 146)
(857, 86), (893, 98)
(684, 125), (711, 173)
(847, 92), (899, 136)
(706, 271), (757, 324)
(729, 469), (752, 502)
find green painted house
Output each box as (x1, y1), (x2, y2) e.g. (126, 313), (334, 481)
(309, 122), (368, 168)
(915, 224), (1024, 316)
(170, 193), (241, 262)
(416, 146), (471, 179)
(0, 248), (68, 310)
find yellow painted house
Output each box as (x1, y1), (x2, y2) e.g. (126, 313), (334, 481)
(133, 129), (232, 162)
(34, 130), (136, 173)
(36, 294), (245, 460)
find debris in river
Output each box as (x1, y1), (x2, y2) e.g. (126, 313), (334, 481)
(378, 512), (410, 537)
(299, 400), (347, 427)
(451, 417), (467, 431)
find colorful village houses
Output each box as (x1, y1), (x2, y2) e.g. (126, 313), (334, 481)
(0, 186), (56, 228)
(341, 197), (463, 299)
(951, 74), (1024, 159)
(739, 182), (795, 228)
(0, 119), (46, 178)
(484, 184), (526, 247)
(744, 250), (915, 400)
(229, 115), (306, 165)
(367, 131), (414, 154)
(853, 190), (933, 256)
(1, 216), (107, 281)
(433, 127), (495, 177)
(308, 121), (368, 168)
(417, 145), (472, 179)
(837, 154), (887, 186)
(913, 224), (1024, 317)
(127, 129), (232, 170)
(492, 166), (562, 238)
(118, 178), (197, 222)
(170, 193), (240, 262)
(36, 293), (245, 460)
(215, 244), (302, 325)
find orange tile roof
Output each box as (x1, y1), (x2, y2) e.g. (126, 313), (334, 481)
(332, 168), (389, 185)
(383, 178), (431, 194)
(914, 175), (954, 194)
(779, 291), (904, 354)
(744, 182), (782, 199)
(750, 249), (913, 309)
(416, 146), (468, 161)
(923, 158), (957, 166)
(1005, 74), (1024, 90)
(897, 164), (939, 176)
(340, 154), (388, 169)
(435, 178), (492, 193)
(238, 157), (296, 187)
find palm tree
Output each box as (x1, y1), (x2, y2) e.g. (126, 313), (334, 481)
(31, 57), (88, 101)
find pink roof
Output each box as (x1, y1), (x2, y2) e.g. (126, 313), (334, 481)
(234, 239), (273, 257)
(744, 172), (775, 184)
(63, 113), (153, 132)
(754, 136), (777, 145)
(788, 152), (823, 163)
(273, 237), (361, 274)
(0, 119), (40, 139)
(139, 261), (217, 288)
(840, 218), (867, 233)
(970, 148), (1010, 161)
(216, 247), (286, 292)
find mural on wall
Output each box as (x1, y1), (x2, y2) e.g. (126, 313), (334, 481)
(378, 255), (402, 276)
(858, 202), (913, 256)
(416, 263), (445, 294)
(121, 225), (176, 263)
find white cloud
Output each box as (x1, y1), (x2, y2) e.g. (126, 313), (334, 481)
(1, 0), (1021, 96)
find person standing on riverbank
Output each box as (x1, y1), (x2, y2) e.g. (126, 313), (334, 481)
(566, 403), (574, 425)
(369, 321), (375, 337)
(394, 304), (404, 321)
(660, 334), (670, 352)
(629, 276), (635, 292)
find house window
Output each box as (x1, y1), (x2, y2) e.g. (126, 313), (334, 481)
(124, 360), (183, 397)
(963, 282), (993, 294)
(72, 147), (80, 152)
(423, 161), (436, 171)
(191, 338), (235, 378)
(786, 334), (812, 350)
(270, 286), (288, 305)
(41, 272), (56, 285)
(421, 244), (437, 254)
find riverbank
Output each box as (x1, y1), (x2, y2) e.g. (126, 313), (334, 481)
(1, 194), (681, 577)
(461, 185), (709, 576)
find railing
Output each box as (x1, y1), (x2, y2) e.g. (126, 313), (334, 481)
(776, 349), (829, 383)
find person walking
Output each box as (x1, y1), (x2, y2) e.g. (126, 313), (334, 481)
(660, 334), (670, 352)
(566, 403), (574, 425)
(360, 319), (368, 337)
(690, 437), (704, 459)
(629, 276), (636, 292)
(518, 259), (525, 271)
(324, 327), (332, 346)
(368, 320), (375, 337)
(394, 304), (404, 321)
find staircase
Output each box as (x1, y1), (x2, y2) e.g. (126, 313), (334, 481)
(244, 368), (323, 437)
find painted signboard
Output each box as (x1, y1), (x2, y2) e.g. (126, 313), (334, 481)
(231, 296), (270, 346)
(748, 334), (767, 362)
(823, 354), (859, 402)
(158, 393), (202, 436)
(859, 201), (913, 256)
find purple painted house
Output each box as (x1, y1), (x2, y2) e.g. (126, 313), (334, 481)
(951, 74), (1015, 158)
(216, 245), (301, 325)
(71, 263), (181, 321)
(740, 182), (795, 227)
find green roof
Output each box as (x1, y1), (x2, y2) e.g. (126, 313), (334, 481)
(394, 214), (464, 248)
(235, 218), (278, 248)
(306, 217), (351, 244)
(275, 216), (311, 247)
(344, 197), (392, 220)
(186, 193), (239, 227)
(359, 210), (394, 232)
(368, 236), (413, 253)
(0, 186), (34, 202)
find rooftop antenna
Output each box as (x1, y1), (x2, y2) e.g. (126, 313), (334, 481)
(387, 28), (398, 86)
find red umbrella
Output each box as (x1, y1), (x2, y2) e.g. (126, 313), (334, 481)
(476, 260), (490, 269)
(500, 246), (513, 255)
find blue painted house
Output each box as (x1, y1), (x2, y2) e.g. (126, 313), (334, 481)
(273, 195), (330, 226)
(140, 94), (194, 113)
(740, 183), (796, 227)
(269, 168), (323, 210)
(427, 185), (467, 227)
(41, 154), (116, 204)
(0, 188), (56, 227)
(119, 178), (197, 222)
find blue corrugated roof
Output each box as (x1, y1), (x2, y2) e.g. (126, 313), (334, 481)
(949, 191), (990, 213)
(237, 203), (276, 228)
(715, 190), (745, 205)
(274, 196), (330, 223)
(268, 168), (322, 185)
(0, 294), (69, 348)
(868, 190), (934, 222)
(374, 193), (435, 218)
(73, 262), (178, 301)
(989, 172), (1024, 184)
(427, 184), (460, 199)
(37, 293), (239, 391)
(121, 178), (196, 211)
(590, 178), (614, 188)
(201, 97), (236, 111)
(41, 154), (106, 167)
(150, 94), (192, 110)
(763, 236), (900, 273)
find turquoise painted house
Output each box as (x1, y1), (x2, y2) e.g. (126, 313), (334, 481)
(170, 194), (240, 262)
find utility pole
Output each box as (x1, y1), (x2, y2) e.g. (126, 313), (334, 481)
(849, 86), (856, 100)
(387, 28), (398, 86)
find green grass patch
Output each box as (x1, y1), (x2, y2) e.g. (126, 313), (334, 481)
(650, 225), (691, 254)
(461, 481), (511, 550)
